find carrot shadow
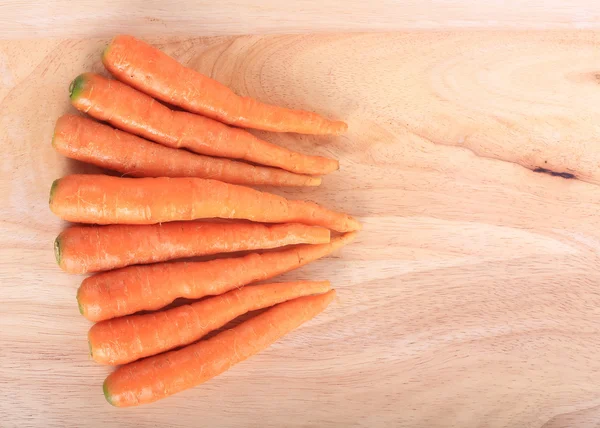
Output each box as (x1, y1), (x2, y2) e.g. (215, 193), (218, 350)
(202, 307), (270, 340)
(64, 156), (118, 176)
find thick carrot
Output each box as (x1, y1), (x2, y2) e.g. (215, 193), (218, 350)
(89, 280), (331, 365)
(53, 114), (321, 187)
(55, 222), (330, 274)
(49, 175), (361, 232)
(102, 35), (347, 136)
(103, 290), (335, 407)
(77, 232), (355, 321)
(69, 73), (339, 175)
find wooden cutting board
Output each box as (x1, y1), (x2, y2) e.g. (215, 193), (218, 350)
(2, 32), (600, 427)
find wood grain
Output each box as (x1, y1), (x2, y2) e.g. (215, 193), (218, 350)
(2, 1), (600, 39)
(2, 32), (600, 427)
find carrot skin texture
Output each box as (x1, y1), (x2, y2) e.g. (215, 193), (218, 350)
(77, 232), (355, 321)
(49, 174), (361, 232)
(69, 73), (339, 175)
(103, 290), (336, 407)
(89, 280), (331, 365)
(102, 35), (347, 135)
(52, 114), (321, 187)
(55, 222), (330, 274)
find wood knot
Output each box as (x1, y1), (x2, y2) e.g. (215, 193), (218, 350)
(533, 167), (575, 180)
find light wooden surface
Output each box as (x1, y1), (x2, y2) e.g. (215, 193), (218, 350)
(3, 32), (600, 427)
(2, 1), (600, 39)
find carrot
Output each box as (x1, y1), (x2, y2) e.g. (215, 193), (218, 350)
(55, 222), (330, 274)
(53, 114), (321, 187)
(69, 73), (339, 175)
(77, 232), (355, 321)
(49, 174), (361, 232)
(103, 289), (335, 407)
(102, 35), (347, 136)
(89, 280), (331, 365)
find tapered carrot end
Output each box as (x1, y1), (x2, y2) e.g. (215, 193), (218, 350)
(331, 231), (358, 250)
(297, 280), (332, 296)
(342, 231), (359, 242)
(316, 120), (347, 136)
(69, 74), (87, 101)
(315, 159), (339, 175)
(316, 281), (332, 295)
(349, 217), (362, 231)
(308, 176), (322, 186)
(321, 289), (336, 306)
(332, 159), (341, 173)
(338, 216), (361, 233)
(333, 121), (348, 135)
(319, 280), (331, 289)
(103, 379), (116, 406)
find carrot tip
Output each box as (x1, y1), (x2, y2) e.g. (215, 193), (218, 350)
(49, 179), (60, 205)
(54, 236), (61, 266)
(69, 74), (87, 100)
(103, 380), (115, 406)
(311, 177), (322, 186)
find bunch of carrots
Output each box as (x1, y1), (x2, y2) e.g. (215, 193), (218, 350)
(49, 35), (360, 407)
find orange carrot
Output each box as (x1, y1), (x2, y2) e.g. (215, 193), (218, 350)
(53, 114), (321, 187)
(103, 290), (335, 407)
(89, 280), (331, 365)
(77, 232), (355, 321)
(102, 35), (347, 136)
(49, 175), (361, 232)
(55, 222), (330, 274)
(69, 73), (339, 175)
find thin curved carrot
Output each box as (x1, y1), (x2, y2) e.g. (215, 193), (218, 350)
(102, 35), (347, 135)
(89, 280), (331, 365)
(103, 290), (336, 407)
(55, 222), (330, 274)
(53, 114), (321, 187)
(49, 175), (361, 232)
(69, 73), (339, 175)
(77, 232), (355, 321)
